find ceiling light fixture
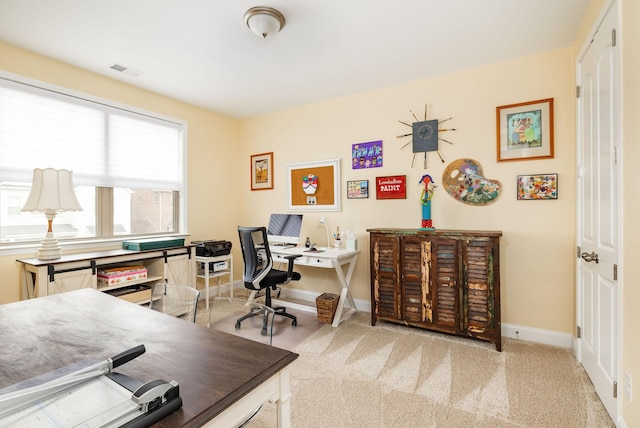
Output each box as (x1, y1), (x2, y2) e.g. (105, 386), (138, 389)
(244, 6), (285, 39)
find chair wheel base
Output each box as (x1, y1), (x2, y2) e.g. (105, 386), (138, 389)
(235, 321), (241, 329)
(292, 320), (297, 326)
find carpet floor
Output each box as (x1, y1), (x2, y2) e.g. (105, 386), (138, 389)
(196, 296), (613, 428)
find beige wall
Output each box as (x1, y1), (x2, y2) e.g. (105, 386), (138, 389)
(620, 0), (639, 424)
(239, 48), (577, 334)
(0, 41), (242, 304)
(0, 41), (577, 331)
(1, 5), (637, 422)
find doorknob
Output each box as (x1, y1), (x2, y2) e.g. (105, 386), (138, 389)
(581, 252), (599, 263)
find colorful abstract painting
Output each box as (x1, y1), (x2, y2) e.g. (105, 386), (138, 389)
(352, 140), (383, 169)
(442, 158), (501, 206)
(517, 174), (558, 200)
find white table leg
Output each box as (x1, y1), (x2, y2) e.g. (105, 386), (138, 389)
(204, 261), (210, 320)
(276, 367), (292, 428)
(331, 254), (359, 327)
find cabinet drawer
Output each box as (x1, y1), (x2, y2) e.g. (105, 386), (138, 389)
(104, 284), (152, 303)
(273, 253), (333, 268)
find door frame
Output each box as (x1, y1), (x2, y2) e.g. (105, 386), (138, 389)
(574, 0), (623, 422)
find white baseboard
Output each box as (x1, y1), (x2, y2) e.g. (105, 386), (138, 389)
(215, 283), (573, 349)
(281, 287), (372, 313)
(501, 323), (573, 348)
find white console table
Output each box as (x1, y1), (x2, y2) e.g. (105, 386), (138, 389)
(16, 246), (196, 303)
(269, 246), (360, 327)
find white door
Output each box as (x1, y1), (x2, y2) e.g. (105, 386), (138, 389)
(576, 1), (620, 421)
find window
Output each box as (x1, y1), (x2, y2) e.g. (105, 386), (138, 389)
(0, 75), (186, 246)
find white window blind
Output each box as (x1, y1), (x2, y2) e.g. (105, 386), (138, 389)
(0, 77), (184, 190)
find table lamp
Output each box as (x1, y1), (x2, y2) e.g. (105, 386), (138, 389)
(21, 168), (83, 260)
(319, 216), (330, 249)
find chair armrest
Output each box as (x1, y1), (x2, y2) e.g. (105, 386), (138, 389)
(283, 254), (301, 278)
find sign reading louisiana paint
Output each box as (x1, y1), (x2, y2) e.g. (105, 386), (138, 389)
(376, 175), (406, 199)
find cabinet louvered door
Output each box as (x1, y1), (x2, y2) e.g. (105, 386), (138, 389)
(462, 238), (499, 347)
(431, 237), (459, 333)
(400, 236), (431, 324)
(368, 229), (501, 350)
(370, 234), (400, 324)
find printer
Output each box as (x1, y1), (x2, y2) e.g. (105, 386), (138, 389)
(191, 240), (232, 257)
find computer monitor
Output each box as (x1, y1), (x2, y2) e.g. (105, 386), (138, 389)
(267, 214), (303, 246)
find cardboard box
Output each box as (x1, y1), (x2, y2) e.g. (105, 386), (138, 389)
(97, 268), (148, 286)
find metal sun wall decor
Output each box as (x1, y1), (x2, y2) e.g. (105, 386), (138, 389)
(442, 158), (501, 206)
(397, 104), (456, 168)
(352, 140), (383, 169)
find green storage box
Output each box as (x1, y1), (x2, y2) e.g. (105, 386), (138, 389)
(122, 237), (185, 251)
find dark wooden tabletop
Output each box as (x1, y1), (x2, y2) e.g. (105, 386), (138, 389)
(0, 289), (298, 427)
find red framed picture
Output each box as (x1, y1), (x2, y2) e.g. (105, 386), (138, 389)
(376, 175), (406, 199)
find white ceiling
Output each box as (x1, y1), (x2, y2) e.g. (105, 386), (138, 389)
(0, 0), (589, 119)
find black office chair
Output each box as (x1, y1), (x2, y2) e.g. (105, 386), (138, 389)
(235, 226), (300, 336)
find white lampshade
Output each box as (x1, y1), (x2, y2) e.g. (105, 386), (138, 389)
(22, 168), (83, 260)
(22, 168), (83, 213)
(244, 7), (285, 39)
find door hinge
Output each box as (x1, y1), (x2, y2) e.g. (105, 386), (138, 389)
(612, 28), (617, 47)
(614, 264), (618, 281)
(614, 381), (618, 398)
(576, 85), (581, 98)
(576, 325), (581, 338)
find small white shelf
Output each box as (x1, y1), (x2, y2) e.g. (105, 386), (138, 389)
(195, 254), (234, 317)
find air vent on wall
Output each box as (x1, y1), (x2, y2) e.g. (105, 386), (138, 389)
(109, 63), (143, 77)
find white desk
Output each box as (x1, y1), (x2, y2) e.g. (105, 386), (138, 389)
(269, 246), (360, 327)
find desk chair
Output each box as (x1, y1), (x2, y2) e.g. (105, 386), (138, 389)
(236, 226), (300, 336)
(149, 282), (200, 323)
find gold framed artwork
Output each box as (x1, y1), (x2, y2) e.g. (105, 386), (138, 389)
(287, 158), (340, 211)
(250, 152), (273, 190)
(496, 98), (554, 162)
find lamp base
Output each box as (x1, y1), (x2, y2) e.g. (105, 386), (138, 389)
(37, 232), (61, 260)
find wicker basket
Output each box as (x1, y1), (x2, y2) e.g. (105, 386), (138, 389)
(316, 293), (340, 323)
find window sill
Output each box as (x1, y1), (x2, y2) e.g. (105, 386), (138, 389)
(0, 234), (192, 258)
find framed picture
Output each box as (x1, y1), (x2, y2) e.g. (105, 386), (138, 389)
(347, 180), (369, 199)
(517, 173), (558, 200)
(497, 98), (554, 162)
(376, 175), (406, 199)
(352, 140), (383, 169)
(250, 152), (274, 190)
(287, 158), (340, 211)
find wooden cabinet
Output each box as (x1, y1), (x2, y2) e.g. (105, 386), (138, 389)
(17, 245), (195, 305)
(368, 228), (502, 351)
